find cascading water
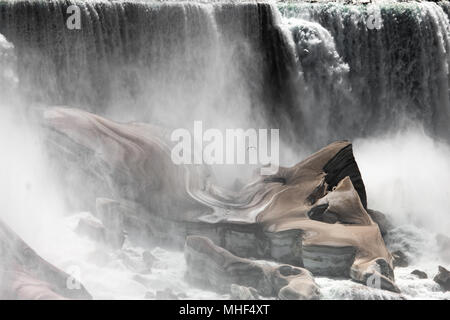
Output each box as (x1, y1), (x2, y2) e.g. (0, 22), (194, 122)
(0, 0), (295, 131)
(0, 0), (450, 300)
(279, 1), (450, 143)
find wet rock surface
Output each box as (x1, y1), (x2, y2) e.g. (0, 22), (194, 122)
(0, 219), (92, 300)
(40, 107), (397, 293)
(411, 269), (428, 279)
(366, 209), (393, 237)
(392, 250), (409, 268)
(185, 236), (320, 300)
(434, 266), (450, 291)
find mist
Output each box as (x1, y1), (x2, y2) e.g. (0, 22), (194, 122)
(355, 127), (450, 235)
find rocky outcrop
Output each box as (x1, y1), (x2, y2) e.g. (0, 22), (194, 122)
(433, 266), (450, 291)
(366, 209), (393, 237)
(0, 219), (92, 300)
(350, 258), (400, 293)
(411, 270), (428, 279)
(185, 236), (320, 300)
(392, 250), (409, 268)
(40, 107), (397, 292)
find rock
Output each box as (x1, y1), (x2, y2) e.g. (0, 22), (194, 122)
(366, 209), (394, 237)
(230, 284), (260, 300)
(42, 107), (395, 291)
(411, 269), (428, 279)
(185, 235), (274, 296)
(302, 245), (356, 277)
(155, 288), (178, 300)
(351, 258), (400, 293)
(144, 291), (155, 299)
(392, 250), (409, 268)
(271, 265), (320, 300)
(433, 266), (450, 291)
(0, 219), (92, 299)
(185, 236), (320, 300)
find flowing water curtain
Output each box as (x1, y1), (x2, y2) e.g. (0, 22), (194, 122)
(0, 0), (293, 131)
(278, 2), (450, 142)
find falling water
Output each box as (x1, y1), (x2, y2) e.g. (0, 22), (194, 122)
(0, 0), (450, 299)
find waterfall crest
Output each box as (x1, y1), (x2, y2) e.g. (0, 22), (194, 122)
(3, 1), (449, 143)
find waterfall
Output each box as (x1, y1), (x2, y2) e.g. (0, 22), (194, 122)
(0, 0), (295, 132)
(0, 1), (449, 143)
(279, 2), (450, 144)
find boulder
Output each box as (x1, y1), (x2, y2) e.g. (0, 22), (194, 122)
(0, 219), (92, 299)
(433, 266), (450, 291)
(366, 209), (393, 237)
(185, 236), (320, 300)
(350, 258), (400, 293)
(40, 107), (396, 291)
(392, 250), (409, 268)
(411, 269), (428, 279)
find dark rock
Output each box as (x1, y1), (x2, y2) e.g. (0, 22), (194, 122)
(367, 209), (394, 236)
(433, 266), (450, 291)
(351, 258), (400, 293)
(303, 245), (356, 277)
(411, 269), (428, 279)
(144, 291), (155, 299)
(271, 265), (320, 300)
(392, 250), (409, 268)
